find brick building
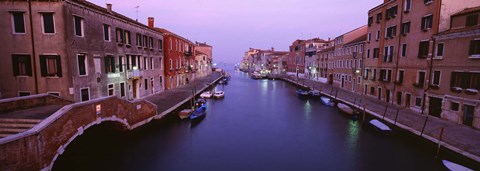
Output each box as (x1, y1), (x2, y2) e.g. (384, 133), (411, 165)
(0, 0), (165, 102)
(194, 42), (213, 78)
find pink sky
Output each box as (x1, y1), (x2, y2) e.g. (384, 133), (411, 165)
(89, 0), (382, 64)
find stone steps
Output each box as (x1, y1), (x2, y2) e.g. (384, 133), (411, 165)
(0, 118), (42, 139)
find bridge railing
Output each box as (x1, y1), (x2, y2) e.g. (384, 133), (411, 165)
(0, 94), (73, 113)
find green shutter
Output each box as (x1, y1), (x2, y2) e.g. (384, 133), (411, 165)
(40, 55), (47, 76)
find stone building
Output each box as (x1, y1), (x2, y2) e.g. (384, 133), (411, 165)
(328, 26), (367, 94)
(364, 0), (480, 114)
(428, 6), (480, 129)
(303, 38), (333, 80)
(0, 0), (165, 102)
(318, 46), (334, 80)
(194, 42), (213, 78)
(156, 28), (194, 89)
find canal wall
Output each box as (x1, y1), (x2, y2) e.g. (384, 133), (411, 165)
(279, 76), (480, 167)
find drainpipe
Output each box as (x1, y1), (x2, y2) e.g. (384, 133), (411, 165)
(28, 0), (39, 94)
(392, 0), (405, 105)
(421, 38), (436, 114)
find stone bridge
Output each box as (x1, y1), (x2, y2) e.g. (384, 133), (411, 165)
(0, 95), (157, 171)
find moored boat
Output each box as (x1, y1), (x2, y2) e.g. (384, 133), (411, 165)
(309, 90), (321, 98)
(320, 96), (334, 106)
(296, 89), (309, 98)
(442, 160), (473, 171)
(190, 98), (207, 120)
(214, 91), (225, 98)
(178, 109), (193, 119)
(369, 119), (392, 132)
(337, 103), (358, 119)
(200, 91), (213, 98)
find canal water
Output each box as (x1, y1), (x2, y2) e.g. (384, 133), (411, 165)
(54, 70), (451, 171)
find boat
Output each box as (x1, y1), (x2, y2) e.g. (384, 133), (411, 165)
(200, 91), (213, 98)
(219, 79), (228, 85)
(309, 90), (321, 98)
(369, 119), (392, 132)
(320, 96), (334, 106)
(190, 98), (207, 120)
(251, 72), (263, 79)
(337, 103), (359, 118)
(178, 109), (193, 119)
(442, 160), (473, 171)
(214, 91), (225, 98)
(296, 89), (309, 98)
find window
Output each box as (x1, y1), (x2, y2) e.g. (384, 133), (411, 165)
(40, 55), (62, 77)
(104, 55), (115, 73)
(372, 68), (377, 80)
(424, 0), (433, 4)
(368, 33), (372, 42)
(42, 13), (55, 34)
(415, 97), (422, 107)
(469, 40), (480, 56)
(385, 25), (397, 38)
(386, 6), (398, 20)
(158, 39), (163, 50)
(19, 91), (31, 97)
(404, 0), (411, 12)
(149, 37), (154, 49)
(432, 71), (440, 85)
(370, 87), (375, 95)
(144, 57), (147, 70)
(126, 55), (131, 70)
(418, 41), (429, 58)
(77, 54), (87, 76)
(145, 79), (148, 90)
(376, 13), (382, 23)
(12, 54), (32, 76)
(124, 30), (131, 45)
(402, 44), (407, 57)
(450, 102), (459, 111)
(397, 70), (404, 83)
(376, 30), (380, 40)
(116, 28), (124, 43)
(450, 72), (480, 90)
(150, 58), (154, 70)
(108, 84), (114, 96)
(401, 21), (410, 35)
(74, 16), (83, 37)
(119, 56), (124, 72)
(143, 35), (148, 48)
(417, 71), (426, 87)
(383, 46), (393, 62)
(11, 11), (25, 34)
(466, 15), (478, 27)
(368, 16), (373, 26)
(136, 34), (142, 47)
(131, 55), (137, 68)
(103, 24), (110, 41)
(367, 49), (370, 58)
(373, 48), (379, 58)
(436, 43), (444, 57)
(169, 39), (172, 50)
(421, 15), (433, 31)
(80, 88), (89, 102)
(396, 92), (402, 105)
(169, 59), (173, 70)
(120, 82), (126, 97)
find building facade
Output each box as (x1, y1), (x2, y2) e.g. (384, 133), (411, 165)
(194, 42), (213, 78)
(1, 0), (165, 102)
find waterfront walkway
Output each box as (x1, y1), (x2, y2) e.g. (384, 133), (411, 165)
(281, 76), (480, 163)
(145, 72), (223, 118)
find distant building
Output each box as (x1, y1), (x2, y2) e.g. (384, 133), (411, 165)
(429, 6), (480, 128)
(328, 26), (367, 94)
(317, 46), (334, 80)
(194, 42), (213, 78)
(242, 48), (287, 74)
(0, 0), (165, 102)
(303, 38), (333, 80)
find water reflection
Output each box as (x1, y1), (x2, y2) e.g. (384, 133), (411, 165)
(304, 100), (312, 121)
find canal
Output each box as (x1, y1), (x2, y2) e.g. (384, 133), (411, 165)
(54, 70), (450, 171)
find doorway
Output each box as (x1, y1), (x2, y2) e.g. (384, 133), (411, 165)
(406, 93), (411, 108)
(132, 79), (138, 99)
(352, 78), (356, 91)
(378, 87), (382, 100)
(463, 105), (475, 126)
(328, 74), (333, 85)
(386, 90), (390, 103)
(428, 97), (442, 117)
(341, 76), (345, 88)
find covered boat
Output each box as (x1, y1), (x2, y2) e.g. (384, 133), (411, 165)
(320, 96), (334, 106)
(200, 91), (213, 98)
(296, 89), (309, 98)
(309, 90), (321, 97)
(369, 119), (392, 132)
(337, 103), (358, 119)
(214, 91), (225, 98)
(442, 160), (473, 171)
(190, 98), (207, 120)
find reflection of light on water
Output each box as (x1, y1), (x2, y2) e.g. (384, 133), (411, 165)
(261, 80), (268, 96)
(347, 121), (359, 147)
(304, 100), (312, 120)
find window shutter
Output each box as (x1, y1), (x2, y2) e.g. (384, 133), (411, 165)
(469, 40), (476, 55)
(421, 17), (426, 30)
(110, 56), (115, 73)
(104, 57), (109, 73)
(56, 55), (62, 77)
(40, 55), (47, 76)
(12, 55), (19, 76)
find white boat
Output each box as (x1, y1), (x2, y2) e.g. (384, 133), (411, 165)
(309, 90), (321, 97)
(200, 91), (213, 98)
(369, 119), (392, 131)
(442, 160), (473, 171)
(213, 91), (225, 98)
(337, 103), (355, 116)
(178, 109), (193, 119)
(320, 96), (334, 106)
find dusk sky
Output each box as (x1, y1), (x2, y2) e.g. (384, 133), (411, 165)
(90, 0), (382, 64)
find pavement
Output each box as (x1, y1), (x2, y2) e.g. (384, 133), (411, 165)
(145, 72), (223, 116)
(281, 75), (480, 163)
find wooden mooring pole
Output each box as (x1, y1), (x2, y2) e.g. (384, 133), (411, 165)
(362, 104), (367, 123)
(420, 116), (429, 136)
(435, 127), (445, 158)
(382, 105), (388, 120)
(394, 109), (400, 125)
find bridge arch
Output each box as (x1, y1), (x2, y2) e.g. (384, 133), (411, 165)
(47, 117), (131, 170)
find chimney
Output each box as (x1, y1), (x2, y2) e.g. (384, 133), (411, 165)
(106, 4), (112, 13)
(148, 17), (154, 28)
(271, 47), (274, 51)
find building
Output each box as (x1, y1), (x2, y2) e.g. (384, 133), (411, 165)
(328, 26), (367, 94)
(242, 48), (287, 75)
(194, 42), (213, 78)
(318, 46), (334, 80)
(156, 28), (194, 89)
(0, 0), (165, 102)
(303, 38), (333, 80)
(428, 6), (480, 129)
(364, 0), (480, 114)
